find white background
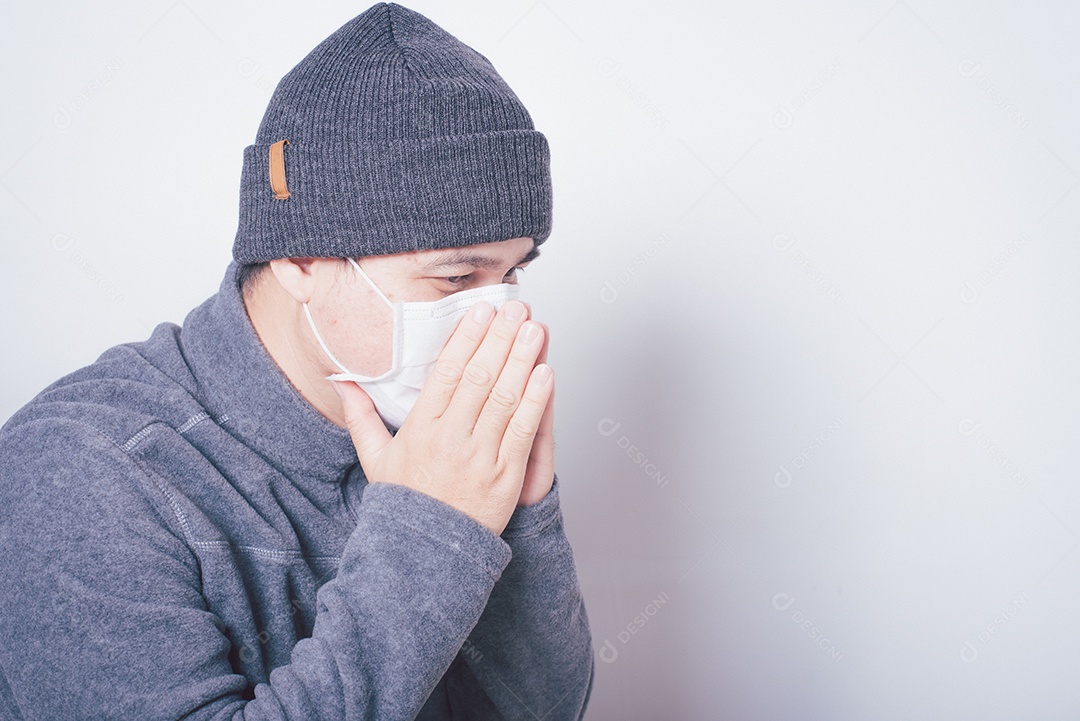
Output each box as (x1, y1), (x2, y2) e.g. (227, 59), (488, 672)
(3, 1), (1080, 718)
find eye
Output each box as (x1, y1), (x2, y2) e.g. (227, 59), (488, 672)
(441, 266), (526, 288)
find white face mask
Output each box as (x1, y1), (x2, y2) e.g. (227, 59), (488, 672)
(303, 257), (520, 429)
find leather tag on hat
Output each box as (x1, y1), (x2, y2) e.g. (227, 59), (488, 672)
(268, 139), (290, 200)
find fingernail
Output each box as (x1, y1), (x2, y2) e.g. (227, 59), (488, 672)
(534, 363), (552, 382)
(472, 302), (494, 322)
(520, 322), (540, 345)
(504, 300), (525, 320)
(329, 380), (344, 399)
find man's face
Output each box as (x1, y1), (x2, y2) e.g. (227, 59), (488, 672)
(303, 236), (538, 377)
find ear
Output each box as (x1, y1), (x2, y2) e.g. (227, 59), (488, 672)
(268, 257), (322, 304)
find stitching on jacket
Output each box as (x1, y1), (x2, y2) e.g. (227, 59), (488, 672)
(176, 412), (210, 434)
(189, 539), (231, 550)
(235, 546), (341, 563)
(129, 457), (199, 545)
(106, 421), (342, 575)
(175, 412), (228, 435)
(186, 540), (341, 565)
(93, 421), (199, 550)
(120, 426), (154, 452)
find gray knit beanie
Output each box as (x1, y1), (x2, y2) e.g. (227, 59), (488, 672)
(232, 3), (552, 263)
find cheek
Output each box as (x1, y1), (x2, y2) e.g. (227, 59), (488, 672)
(309, 290), (395, 377)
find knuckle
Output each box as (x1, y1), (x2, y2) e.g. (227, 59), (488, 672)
(486, 385), (519, 413)
(504, 418), (537, 445)
(432, 359), (464, 385)
(490, 320), (521, 344)
(462, 363), (494, 388)
(459, 319), (489, 343)
(492, 456), (514, 481)
(510, 336), (540, 361)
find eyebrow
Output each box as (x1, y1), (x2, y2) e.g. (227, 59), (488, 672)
(420, 243), (541, 270)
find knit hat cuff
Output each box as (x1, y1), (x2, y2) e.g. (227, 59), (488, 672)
(233, 129), (552, 263)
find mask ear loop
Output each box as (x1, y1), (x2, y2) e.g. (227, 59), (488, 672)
(302, 302), (353, 376)
(346, 257), (393, 307)
(344, 256), (402, 378)
(300, 257), (402, 383)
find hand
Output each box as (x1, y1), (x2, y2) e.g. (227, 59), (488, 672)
(334, 299), (554, 536)
(517, 320), (554, 507)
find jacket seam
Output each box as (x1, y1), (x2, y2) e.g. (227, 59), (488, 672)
(113, 421), (339, 566)
(106, 421), (201, 548)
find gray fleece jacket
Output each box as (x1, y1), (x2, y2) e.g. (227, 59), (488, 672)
(0, 263), (594, 720)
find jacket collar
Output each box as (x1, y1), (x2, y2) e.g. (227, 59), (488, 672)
(180, 262), (359, 483)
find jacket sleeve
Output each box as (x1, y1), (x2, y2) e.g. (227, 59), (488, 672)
(439, 475), (596, 720)
(0, 418), (515, 721)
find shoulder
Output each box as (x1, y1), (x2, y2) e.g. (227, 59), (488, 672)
(0, 321), (216, 546)
(2, 321), (204, 451)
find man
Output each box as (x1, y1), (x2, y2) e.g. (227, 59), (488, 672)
(0, 4), (594, 719)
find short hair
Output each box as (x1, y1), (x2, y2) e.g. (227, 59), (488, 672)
(236, 262), (269, 295)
